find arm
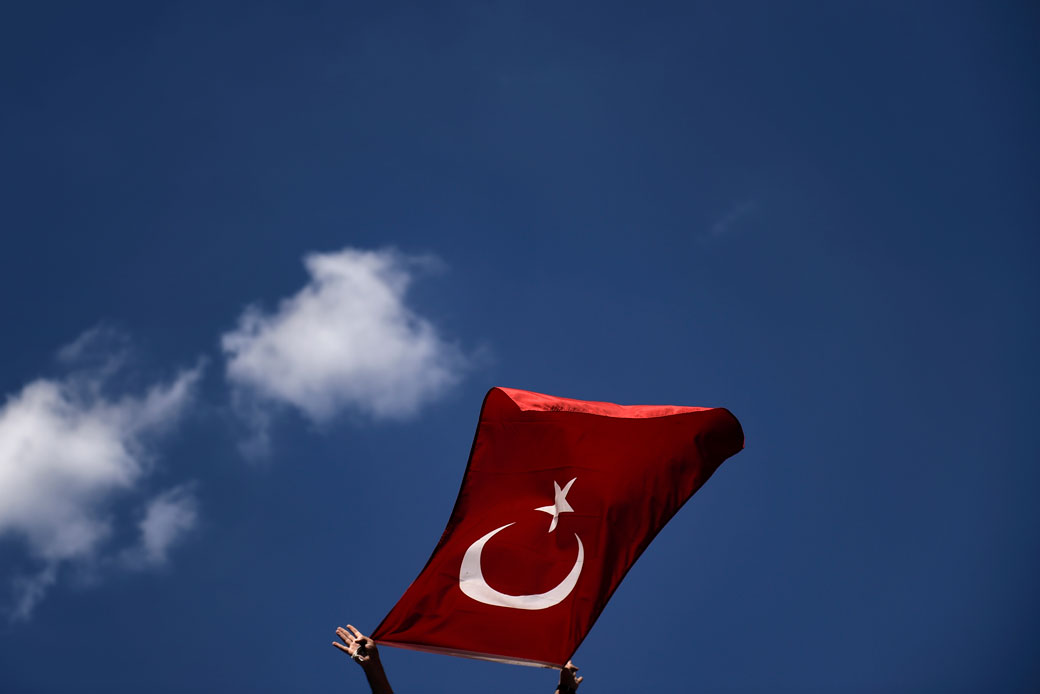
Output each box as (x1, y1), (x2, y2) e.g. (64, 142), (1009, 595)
(555, 660), (583, 694)
(333, 624), (394, 694)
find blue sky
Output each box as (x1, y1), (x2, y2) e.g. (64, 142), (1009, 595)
(1, 2), (1037, 692)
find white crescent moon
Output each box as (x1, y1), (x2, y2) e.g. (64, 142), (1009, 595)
(459, 523), (584, 610)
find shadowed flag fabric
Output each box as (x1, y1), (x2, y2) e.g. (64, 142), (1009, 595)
(372, 387), (744, 668)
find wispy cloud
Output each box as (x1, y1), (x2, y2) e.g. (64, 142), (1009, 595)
(0, 329), (203, 619)
(125, 484), (199, 568)
(55, 324), (131, 367)
(9, 565), (57, 622)
(707, 200), (758, 239)
(221, 247), (467, 455)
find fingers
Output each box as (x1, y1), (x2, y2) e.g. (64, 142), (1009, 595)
(334, 625), (379, 667)
(333, 628), (356, 652)
(346, 625), (377, 657)
(335, 633), (354, 653)
(335, 627), (361, 657)
(334, 625), (379, 666)
(557, 660), (582, 693)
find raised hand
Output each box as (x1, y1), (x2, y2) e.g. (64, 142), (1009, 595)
(556, 659), (583, 694)
(333, 624), (393, 694)
(333, 625), (378, 667)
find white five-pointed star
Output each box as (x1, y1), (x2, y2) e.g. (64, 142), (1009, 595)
(535, 477), (577, 532)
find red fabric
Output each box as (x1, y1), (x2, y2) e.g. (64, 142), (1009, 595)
(372, 387), (744, 668)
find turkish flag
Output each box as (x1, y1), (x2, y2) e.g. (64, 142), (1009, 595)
(372, 387), (744, 668)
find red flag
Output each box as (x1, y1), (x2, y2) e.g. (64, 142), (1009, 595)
(372, 387), (744, 668)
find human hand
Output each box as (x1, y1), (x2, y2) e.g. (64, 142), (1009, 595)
(333, 624), (380, 669)
(556, 660), (583, 694)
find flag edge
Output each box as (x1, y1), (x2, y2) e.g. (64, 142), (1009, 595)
(373, 638), (562, 670)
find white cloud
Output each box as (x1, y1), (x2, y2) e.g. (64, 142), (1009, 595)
(133, 485), (199, 567)
(0, 334), (203, 619)
(221, 248), (466, 435)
